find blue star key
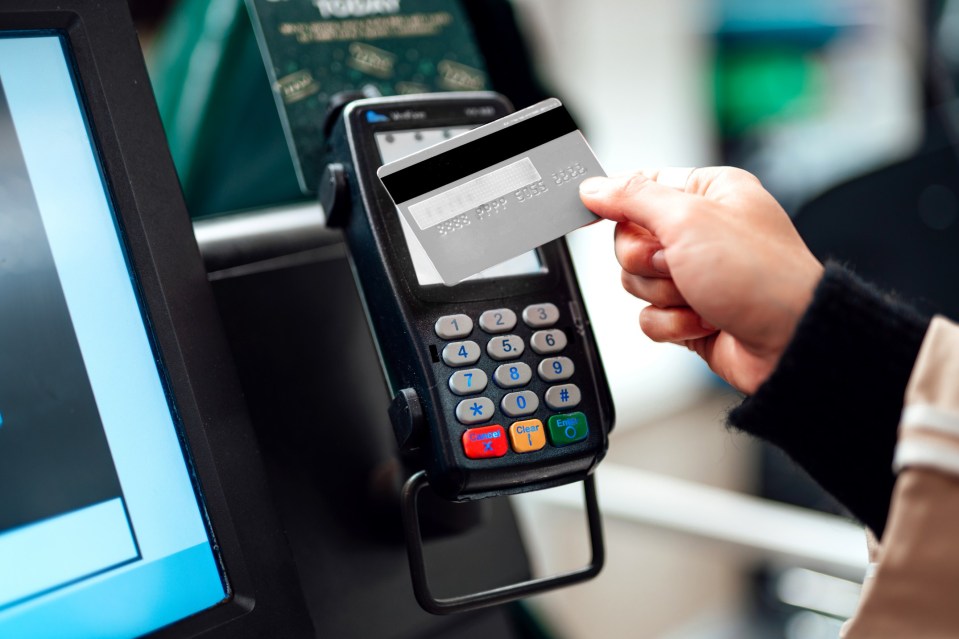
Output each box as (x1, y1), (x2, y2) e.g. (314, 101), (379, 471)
(456, 397), (494, 425)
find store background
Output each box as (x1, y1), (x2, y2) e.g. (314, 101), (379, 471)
(128, 1), (948, 636)
(509, 2), (923, 637)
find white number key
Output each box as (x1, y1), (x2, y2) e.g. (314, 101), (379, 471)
(530, 329), (567, 355)
(486, 334), (525, 361)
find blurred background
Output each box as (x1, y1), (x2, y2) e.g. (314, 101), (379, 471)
(128, 0), (959, 637)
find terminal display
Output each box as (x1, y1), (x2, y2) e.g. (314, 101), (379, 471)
(0, 35), (225, 637)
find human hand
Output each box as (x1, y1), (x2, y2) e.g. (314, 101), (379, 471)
(579, 167), (824, 395)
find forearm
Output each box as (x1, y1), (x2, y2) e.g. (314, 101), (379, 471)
(844, 317), (959, 636)
(727, 262), (929, 537)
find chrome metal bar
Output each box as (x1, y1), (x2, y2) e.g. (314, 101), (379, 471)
(192, 201), (341, 273)
(520, 463), (868, 582)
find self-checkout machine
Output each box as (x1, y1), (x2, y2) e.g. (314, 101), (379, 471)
(150, 1), (611, 635)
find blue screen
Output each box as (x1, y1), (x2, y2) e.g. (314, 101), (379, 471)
(0, 35), (226, 638)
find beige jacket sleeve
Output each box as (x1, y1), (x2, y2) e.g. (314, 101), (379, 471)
(843, 317), (959, 637)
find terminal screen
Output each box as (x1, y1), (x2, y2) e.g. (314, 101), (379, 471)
(0, 35), (226, 637)
(375, 127), (545, 286)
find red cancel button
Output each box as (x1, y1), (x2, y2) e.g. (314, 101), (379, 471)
(462, 425), (508, 459)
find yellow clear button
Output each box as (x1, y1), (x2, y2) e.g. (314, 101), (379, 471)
(509, 419), (546, 453)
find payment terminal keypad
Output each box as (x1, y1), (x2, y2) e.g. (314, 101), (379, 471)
(501, 390), (539, 417)
(448, 368), (488, 395)
(530, 329), (567, 355)
(493, 362), (532, 388)
(522, 303), (560, 328)
(537, 357), (575, 382)
(486, 334), (525, 360)
(544, 383), (581, 410)
(455, 397), (495, 425)
(435, 314), (473, 340)
(434, 304), (588, 460)
(478, 309), (517, 333)
(508, 420), (547, 453)
(441, 340), (481, 366)
(461, 425), (508, 459)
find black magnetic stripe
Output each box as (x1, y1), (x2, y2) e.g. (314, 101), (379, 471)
(380, 105), (578, 203)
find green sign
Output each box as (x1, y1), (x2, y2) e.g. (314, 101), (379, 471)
(247, 0), (489, 193)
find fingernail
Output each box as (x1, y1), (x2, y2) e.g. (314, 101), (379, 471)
(701, 318), (717, 331)
(579, 177), (608, 195)
(651, 249), (670, 274)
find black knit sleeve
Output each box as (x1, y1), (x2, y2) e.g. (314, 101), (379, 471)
(728, 262), (929, 538)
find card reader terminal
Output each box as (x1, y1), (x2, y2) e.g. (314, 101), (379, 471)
(323, 93), (614, 502)
(322, 92), (614, 613)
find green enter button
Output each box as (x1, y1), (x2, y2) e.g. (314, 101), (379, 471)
(547, 412), (589, 446)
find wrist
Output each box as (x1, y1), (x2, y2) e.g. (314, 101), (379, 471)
(733, 255), (824, 387)
(771, 256), (825, 365)
(728, 262), (930, 536)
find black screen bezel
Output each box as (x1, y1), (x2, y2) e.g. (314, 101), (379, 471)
(345, 94), (566, 304)
(0, 3), (311, 638)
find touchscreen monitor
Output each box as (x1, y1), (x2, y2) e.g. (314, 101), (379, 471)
(0, 34), (225, 638)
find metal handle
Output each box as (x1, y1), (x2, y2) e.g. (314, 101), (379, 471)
(400, 470), (605, 615)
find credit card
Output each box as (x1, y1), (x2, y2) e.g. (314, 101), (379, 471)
(377, 98), (605, 285)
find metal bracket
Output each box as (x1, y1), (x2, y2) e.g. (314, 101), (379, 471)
(400, 470), (605, 615)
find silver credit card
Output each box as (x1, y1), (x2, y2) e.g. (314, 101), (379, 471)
(377, 98), (605, 286)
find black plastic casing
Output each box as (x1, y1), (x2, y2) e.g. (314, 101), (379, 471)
(328, 93), (615, 502)
(0, 2), (313, 637)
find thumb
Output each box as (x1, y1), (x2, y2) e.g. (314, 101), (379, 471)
(579, 172), (692, 238)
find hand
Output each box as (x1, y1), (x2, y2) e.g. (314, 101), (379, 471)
(579, 167), (824, 395)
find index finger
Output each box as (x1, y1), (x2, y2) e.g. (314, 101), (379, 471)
(578, 171), (693, 238)
(579, 166), (763, 235)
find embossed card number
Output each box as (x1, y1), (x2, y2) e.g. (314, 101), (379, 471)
(408, 157), (541, 231)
